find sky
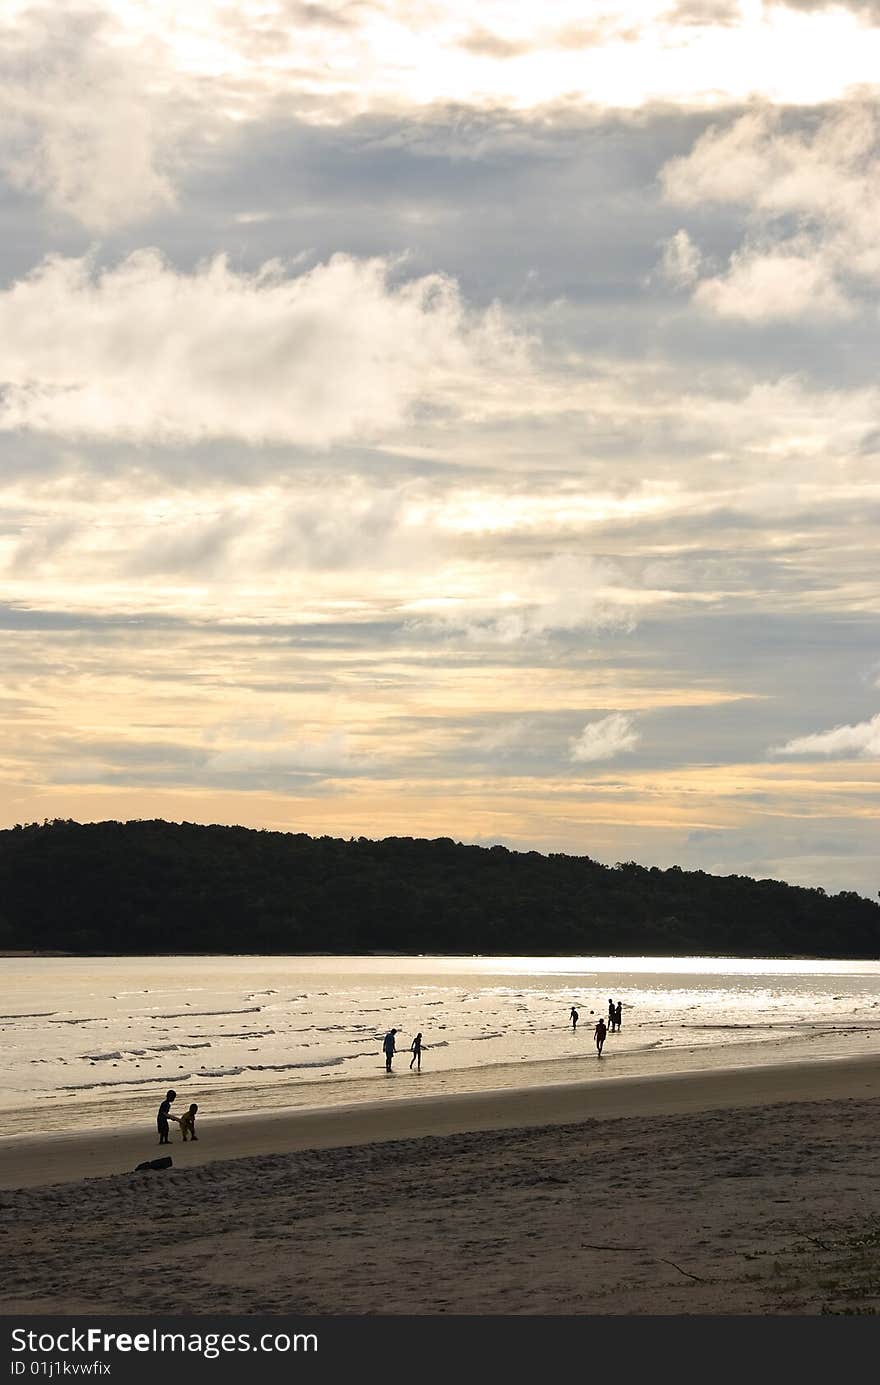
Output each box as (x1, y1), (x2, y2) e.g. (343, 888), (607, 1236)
(1, 0), (879, 898)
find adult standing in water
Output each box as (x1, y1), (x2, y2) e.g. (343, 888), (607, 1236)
(570, 1006), (579, 1031)
(608, 998), (615, 1027)
(594, 1017), (607, 1057)
(410, 1032), (423, 1071)
(614, 1000), (623, 1032)
(383, 1027), (398, 1073)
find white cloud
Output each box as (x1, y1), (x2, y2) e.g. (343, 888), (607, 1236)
(204, 733), (354, 774)
(569, 712), (639, 762)
(766, 2), (880, 29)
(474, 719), (533, 753)
(693, 245), (852, 321)
(496, 554), (635, 638)
(775, 712), (880, 757)
(662, 104), (880, 318)
(0, 250), (525, 445)
(661, 106), (880, 219)
(660, 229), (703, 288)
(0, 7), (175, 230)
(407, 554), (636, 643)
(664, 1), (742, 21)
(5, 4), (880, 230)
(85, 0), (880, 117)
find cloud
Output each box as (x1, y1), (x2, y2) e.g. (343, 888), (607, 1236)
(473, 718), (534, 753)
(0, 3), (876, 257)
(6, 3), (879, 235)
(662, 1), (742, 22)
(659, 228), (703, 287)
(768, 1), (880, 21)
(662, 106), (880, 220)
(569, 712), (640, 762)
(457, 18), (619, 59)
(0, 7), (175, 230)
(458, 28), (537, 59)
(204, 732), (355, 774)
(693, 245), (852, 320)
(0, 250), (525, 445)
(661, 104), (880, 318)
(775, 712), (880, 757)
(407, 554), (636, 643)
(489, 555), (635, 640)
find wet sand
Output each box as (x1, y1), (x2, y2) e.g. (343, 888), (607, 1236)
(1, 1056), (878, 1315)
(1, 1053), (876, 1191)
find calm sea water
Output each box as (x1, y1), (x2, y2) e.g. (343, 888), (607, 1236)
(1, 955), (879, 1135)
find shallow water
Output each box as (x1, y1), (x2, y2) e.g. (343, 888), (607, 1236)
(1, 954), (878, 1135)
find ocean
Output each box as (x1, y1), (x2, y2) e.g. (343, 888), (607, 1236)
(2, 954), (878, 1135)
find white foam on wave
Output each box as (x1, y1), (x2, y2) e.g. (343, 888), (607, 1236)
(151, 1007), (262, 1019)
(0, 1012), (58, 1020)
(58, 1073), (193, 1092)
(201, 1030), (275, 1040)
(76, 1041), (213, 1061)
(197, 1057), (349, 1077)
(49, 1017), (105, 1025)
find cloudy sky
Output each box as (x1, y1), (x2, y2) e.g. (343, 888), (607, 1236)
(2, 0), (880, 897)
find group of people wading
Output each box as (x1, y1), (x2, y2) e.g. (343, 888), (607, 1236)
(158, 1002), (626, 1141)
(384, 996), (626, 1075)
(568, 997), (623, 1056)
(155, 997), (626, 1140)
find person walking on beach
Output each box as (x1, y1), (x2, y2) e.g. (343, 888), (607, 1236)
(383, 1028), (398, 1072)
(570, 1006), (579, 1031)
(594, 1017), (607, 1057)
(157, 1089), (176, 1144)
(614, 1000), (622, 1032)
(410, 1032), (423, 1071)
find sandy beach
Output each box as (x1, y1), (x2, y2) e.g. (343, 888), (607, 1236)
(2, 1056), (878, 1315)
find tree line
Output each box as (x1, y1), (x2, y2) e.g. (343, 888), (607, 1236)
(0, 817), (876, 957)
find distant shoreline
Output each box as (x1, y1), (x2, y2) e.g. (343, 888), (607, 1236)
(5, 820), (876, 957)
(1, 949), (868, 961)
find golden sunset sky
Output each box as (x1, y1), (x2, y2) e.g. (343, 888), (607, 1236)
(1, 0), (879, 894)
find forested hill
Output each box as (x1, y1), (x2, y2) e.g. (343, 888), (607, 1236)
(0, 818), (877, 958)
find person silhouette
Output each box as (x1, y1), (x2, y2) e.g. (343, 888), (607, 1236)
(570, 1006), (579, 1031)
(157, 1089), (176, 1144)
(594, 1018), (607, 1056)
(608, 998), (615, 1026)
(410, 1032), (422, 1071)
(383, 1028), (398, 1072)
(177, 1103), (199, 1141)
(614, 1000), (623, 1032)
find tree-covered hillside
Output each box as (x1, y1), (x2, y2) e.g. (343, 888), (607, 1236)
(0, 818), (876, 957)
